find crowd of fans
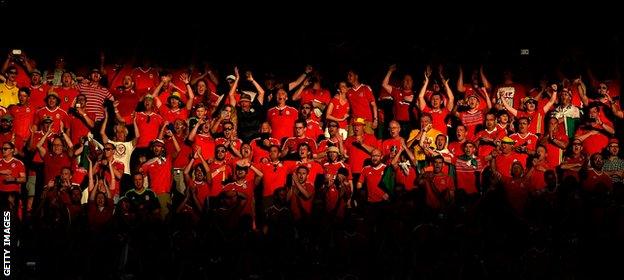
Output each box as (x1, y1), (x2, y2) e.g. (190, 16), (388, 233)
(1, 49), (624, 279)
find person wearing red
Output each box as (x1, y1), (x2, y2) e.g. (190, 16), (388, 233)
(422, 155), (455, 211)
(492, 137), (528, 180)
(455, 89), (493, 140)
(324, 166), (352, 222)
(357, 149), (388, 203)
(51, 72), (79, 111)
(317, 121), (347, 162)
(207, 145), (232, 202)
(347, 69), (378, 134)
(299, 103), (324, 141)
(288, 165), (315, 221)
(501, 162), (529, 218)
(291, 143), (324, 186)
(257, 145), (296, 213)
(267, 88), (298, 142)
(0, 142), (26, 212)
(381, 65), (415, 132)
(183, 150), (212, 211)
(292, 73), (331, 117)
(452, 141), (483, 197)
(448, 124), (467, 156)
(96, 142), (124, 200)
(223, 161), (263, 226)
(575, 103), (614, 157)
(0, 115), (24, 155)
(526, 145), (554, 193)
(215, 121), (243, 161)
(475, 112), (506, 159)
(541, 116), (570, 166)
(86, 164), (115, 233)
(418, 67), (454, 135)
(27, 69), (49, 109)
(344, 118), (381, 178)
(188, 119), (215, 161)
(8, 87), (36, 143)
(509, 117), (539, 155)
(35, 130), (74, 185)
(281, 120), (317, 160)
(77, 69), (114, 121)
(382, 121), (404, 159)
(154, 74), (194, 123)
(582, 153), (613, 193)
(34, 91), (69, 134)
(502, 85), (557, 135)
(139, 139), (173, 220)
(250, 122), (280, 164)
(325, 82), (350, 140)
(560, 138), (586, 182)
(67, 94), (96, 144)
(111, 75), (139, 119)
(130, 64), (159, 94)
(134, 95), (164, 148)
(389, 141), (417, 191)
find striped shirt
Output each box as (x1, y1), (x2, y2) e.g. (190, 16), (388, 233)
(78, 83), (113, 121)
(460, 109), (485, 138)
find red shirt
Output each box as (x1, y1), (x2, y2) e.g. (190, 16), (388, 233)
(453, 156), (483, 194)
(381, 138), (402, 158)
(347, 84), (375, 121)
(503, 177), (528, 215)
(394, 165), (417, 191)
(283, 136), (317, 155)
(215, 138), (243, 161)
(166, 135), (193, 168)
(159, 107), (189, 124)
(545, 128), (569, 166)
(135, 112), (163, 148)
(291, 160), (324, 185)
(141, 156), (173, 194)
(495, 152), (527, 179)
(517, 110), (547, 135)
(28, 84), (49, 109)
(131, 67), (159, 93)
(96, 160), (125, 198)
(359, 163), (387, 203)
(426, 174), (455, 209)
(111, 87), (139, 118)
(305, 119), (323, 141)
(475, 127), (506, 157)
(290, 182), (315, 220)
(34, 107), (69, 132)
(459, 109), (486, 140)
(7, 103), (35, 141)
(259, 161), (295, 197)
(68, 111), (96, 144)
(87, 200), (114, 232)
(447, 141), (465, 156)
(250, 137), (280, 164)
(328, 97), (350, 129)
(53, 86), (80, 112)
(43, 152), (73, 184)
(344, 134), (380, 173)
(0, 158), (25, 192)
(0, 132), (24, 152)
(299, 88), (331, 107)
(267, 106), (298, 141)
(323, 161), (352, 181)
(208, 161), (231, 197)
(509, 132), (538, 152)
(30, 131), (56, 164)
(576, 125), (610, 157)
(423, 107), (449, 135)
(582, 169), (613, 192)
(186, 179), (210, 208)
(223, 178), (256, 216)
(193, 134), (215, 161)
(390, 87), (413, 122)
(325, 183), (350, 218)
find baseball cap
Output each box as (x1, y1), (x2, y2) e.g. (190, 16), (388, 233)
(31, 69), (42, 76)
(327, 146), (340, 154)
(151, 139), (165, 147)
(168, 92), (183, 102)
(353, 117), (366, 126)
(522, 96), (538, 105)
(501, 136), (515, 144)
(609, 138), (619, 145)
(226, 75), (236, 81)
(240, 93), (252, 102)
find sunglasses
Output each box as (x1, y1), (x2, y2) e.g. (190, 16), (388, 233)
(224, 127), (233, 131)
(2, 147), (12, 151)
(217, 149), (227, 153)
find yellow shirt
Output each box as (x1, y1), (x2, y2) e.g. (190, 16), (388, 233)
(407, 128), (442, 161)
(0, 83), (19, 108)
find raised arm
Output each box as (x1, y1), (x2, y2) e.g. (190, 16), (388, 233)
(292, 78), (310, 101)
(100, 111), (110, 143)
(132, 113), (139, 146)
(188, 118), (203, 142)
(577, 78), (589, 106)
(288, 65), (313, 91)
(381, 64), (396, 94)
(542, 90), (558, 113)
(35, 129), (52, 157)
(480, 65), (491, 90)
(108, 160), (116, 192)
(481, 87), (493, 110)
(441, 69), (455, 111)
(247, 71), (265, 105)
(501, 98), (518, 116)
(457, 66), (466, 93)
(228, 67), (240, 108)
(180, 73), (195, 110)
(418, 67), (432, 111)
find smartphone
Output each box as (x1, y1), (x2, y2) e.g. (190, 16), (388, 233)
(75, 103), (81, 108)
(167, 123), (175, 131)
(12, 49), (22, 55)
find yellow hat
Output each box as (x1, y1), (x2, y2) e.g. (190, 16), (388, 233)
(352, 117), (366, 126)
(501, 136), (515, 144)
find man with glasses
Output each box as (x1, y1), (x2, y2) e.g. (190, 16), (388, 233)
(207, 144), (232, 209)
(27, 69), (49, 109)
(7, 87), (35, 146)
(0, 66), (20, 108)
(299, 102), (323, 141)
(215, 121), (242, 160)
(67, 94), (95, 144)
(267, 88), (298, 142)
(139, 139), (173, 220)
(0, 115), (24, 156)
(281, 120), (316, 160)
(603, 138), (624, 186)
(317, 120), (346, 162)
(134, 95), (163, 148)
(0, 142), (26, 212)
